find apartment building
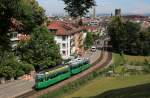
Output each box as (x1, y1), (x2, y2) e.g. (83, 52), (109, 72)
(48, 21), (85, 59)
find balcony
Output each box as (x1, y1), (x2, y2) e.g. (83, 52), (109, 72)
(10, 37), (19, 41)
(71, 41), (75, 47)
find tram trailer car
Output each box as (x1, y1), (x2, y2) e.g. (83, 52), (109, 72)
(35, 58), (91, 89)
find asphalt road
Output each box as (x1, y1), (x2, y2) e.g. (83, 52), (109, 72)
(83, 50), (101, 64)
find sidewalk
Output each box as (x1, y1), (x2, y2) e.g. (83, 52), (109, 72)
(0, 79), (35, 98)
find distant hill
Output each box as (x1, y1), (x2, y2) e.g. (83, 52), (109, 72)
(97, 13), (111, 16)
(144, 13), (150, 17)
(97, 13), (150, 17)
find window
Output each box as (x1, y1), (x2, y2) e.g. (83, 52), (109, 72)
(49, 29), (57, 33)
(62, 43), (66, 48)
(71, 63), (81, 69)
(10, 32), (18, 38)
(83, 61), (88, 65)
(62, 51), (66, 55)
(62, 36), (66, 41)
(36, 77), (44, 82)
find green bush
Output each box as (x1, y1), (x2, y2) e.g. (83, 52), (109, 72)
(20, 63), (34, 74)
(15, 69), (25, 77)
(0, 66), (15, 78)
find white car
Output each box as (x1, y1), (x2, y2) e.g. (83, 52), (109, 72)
(91, 46), (96, 52)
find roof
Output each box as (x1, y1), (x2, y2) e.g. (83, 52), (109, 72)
(48, 21), (85, 36)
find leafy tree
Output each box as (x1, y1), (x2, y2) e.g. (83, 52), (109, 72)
(0, 50), (29, 78)
(0, 0), (22, 50)
(0, 0), (45, 51)
(85, 32), (94, 49)
(108, 16), (150, 56)
(15, 69), (25, 78)
(108, 16), (127, 53)
(138, 32), (150, 55)
(17, 26), (62, 71)
(92, 33), (100, 41)
(0, 0), (51, 78)
(147, 27), (150, 32)
(20, 63), (34, 74)
(19, 0), (45, 33)
(0, 66), (15, 78)
(124, 21), (141, 54)
(28, 0), (45, 25)
(62, 0), (95, 17)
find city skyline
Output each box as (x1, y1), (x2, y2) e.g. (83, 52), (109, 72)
(37, 0), (150, 16)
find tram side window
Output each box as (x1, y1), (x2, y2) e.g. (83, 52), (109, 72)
(48, 74), (56, 79)
(47, 73), (56, 79)
(79, 64), (82, 67)
(71, 64), (81, 69)
(83, 61), (88, 65)
(56, 69), (69, 76)
(60, 69), (68, 74)
(48, 75), (52, 79)
(48, 75), (51, 79)
(55, 72), (60, 77)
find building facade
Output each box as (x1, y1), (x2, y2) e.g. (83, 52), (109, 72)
(115, 9), (121, 16)
(48, 21), (85, 59)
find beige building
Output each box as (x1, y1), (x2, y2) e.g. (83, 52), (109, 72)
(48, 21), (85, 59)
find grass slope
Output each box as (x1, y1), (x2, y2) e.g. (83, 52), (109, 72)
(63, 74), (150, 98)
(113, 53), (150, 64)
(126, 55), (150, 63)
(92, 83), (150, 98)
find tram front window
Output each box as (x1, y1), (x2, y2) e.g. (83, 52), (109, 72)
(36, 74), (45, 82)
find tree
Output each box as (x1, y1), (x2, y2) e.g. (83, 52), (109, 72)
(0, 0), (46, 51)
(28, 0), (45, 25)
(19, 0), (45, 33)
(0, 0), (52, 78)
(108, 16), (150, 56)
(92, 33), (100, 41)
(0, 50), (29, 78)
(108, 16), (127, 53)
(62, 0), (95, 17)
(124, 21), (141, 54)
(0, 0), (22, 50)
(147, 27), (150, 32)
(17, 26), (62, 71)
(85, 32), (94, 49)
(138, 32), (150, 55)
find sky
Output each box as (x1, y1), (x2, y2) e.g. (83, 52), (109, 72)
(37, 0), (150, 16)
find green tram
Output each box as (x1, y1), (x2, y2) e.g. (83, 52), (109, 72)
(35, 58), (91, 89)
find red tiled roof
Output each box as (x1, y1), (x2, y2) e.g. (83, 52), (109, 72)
(48, 21), (85, 36)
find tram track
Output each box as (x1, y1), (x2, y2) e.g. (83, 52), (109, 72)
(15, 51), (112, 98)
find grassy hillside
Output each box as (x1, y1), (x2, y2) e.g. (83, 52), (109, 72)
(91, 83), (150, 98)
(63, 74), (150, 98)
(113, 53), (150, 64)
(62, 53), (150, 98)
(126, 55), (150, 63)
